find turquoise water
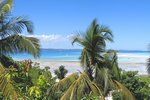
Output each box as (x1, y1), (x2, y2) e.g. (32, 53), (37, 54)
(11, 49), (150, 63)
(10, 49), (149, 74)
(12, 49), (81, 61)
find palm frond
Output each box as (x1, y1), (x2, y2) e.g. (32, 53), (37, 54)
(104, 50), (120, 79)
(54, 65), (68, 80)
(113, 80), (135, 100)
(0, 16), (33, 39)
(0, 35), (40, 58)
(99, 25), (113, 41)
(94, 67), (111, 95)
(0, 63), (18, 99)
(71, 34), (84, 46)
(71, 19), (113, 79)
(48, 73), (79, 96)
(60, 72), (102, 100)
(0, 0), (13, 14)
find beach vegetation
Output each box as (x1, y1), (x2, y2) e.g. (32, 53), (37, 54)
(119, 71), (150, 100)
(0, 0), (149, 99)
(54, 65), (68, 80)
(0, 0), (40, 98)
(72, 19), (113, 81)
(70, 19), (135, 99)
(0, 0), (40, 58)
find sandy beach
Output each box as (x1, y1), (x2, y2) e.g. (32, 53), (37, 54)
(33, 60), (148, 75)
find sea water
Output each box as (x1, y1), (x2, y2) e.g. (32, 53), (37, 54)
(11, 49), (150, 62)
(11, 49), (150, 74)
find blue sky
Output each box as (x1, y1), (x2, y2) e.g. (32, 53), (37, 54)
(12, 0), (150, 50)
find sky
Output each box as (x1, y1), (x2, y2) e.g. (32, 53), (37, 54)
(12, 0), (150, 50)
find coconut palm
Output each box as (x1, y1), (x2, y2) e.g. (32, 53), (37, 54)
(147, 58), (150, 74)
(71, 19), (135, 99)
(0, 63), (18, 99)
(72, 18), (113, 80)
(0, 0), (13, 15)
(54, 65), (68, 80)
(60, 72), (102, 100)
(0, 0), (40, 98)
(50, 72), (103, 100)
(0, 0), (40, 58)
(0, 15), (40, 58)
(55, 50), (134, 99)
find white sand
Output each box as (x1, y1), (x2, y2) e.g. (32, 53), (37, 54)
(33, 60), (148, 75)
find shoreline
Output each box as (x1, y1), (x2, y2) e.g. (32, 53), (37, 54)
(32, 60), (148, 75)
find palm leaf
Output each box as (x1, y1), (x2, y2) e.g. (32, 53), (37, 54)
(113, 80), (135, 100)
(0, 16), (33, 39)
(0, 63), (18, 99)
(60, 72), (102, 100)
(0, 34), (40, 58)
(49, 73), (79, 94)
(0, 0), (13, 14)
(72, 19), (113, 81)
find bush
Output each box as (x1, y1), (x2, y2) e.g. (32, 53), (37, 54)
(120, 71), (150, 100)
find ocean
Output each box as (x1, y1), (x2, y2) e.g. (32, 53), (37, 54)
(11, 49), (150, 63)
(11, 49), (150, 75)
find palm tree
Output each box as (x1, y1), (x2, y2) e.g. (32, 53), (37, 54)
(72, 18), (113, 80)
(0, 15), (40, 58)
(0, 0), (13, 15)
(60, 72), (102, 100)
(0, 0), (40, 58)
(51, 51), (134, 99)
(0, 63), (18, 99)
(70, 19), (135, 99)
(54, 65), (68, 80)
(50, 73), (103, 100)
(147, 58), (150, 74)
(0, 0), (40, 98)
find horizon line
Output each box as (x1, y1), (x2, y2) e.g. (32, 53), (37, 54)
(40, 48), (149, 52)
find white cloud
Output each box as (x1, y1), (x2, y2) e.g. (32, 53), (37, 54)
(66, 34), (74, 39)
(27, 34), (64, 41)
(26, 34), (75, 42)
(25, 34), (81, 49)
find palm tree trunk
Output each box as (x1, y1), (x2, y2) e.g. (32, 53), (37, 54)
(87, 66), (93, 81)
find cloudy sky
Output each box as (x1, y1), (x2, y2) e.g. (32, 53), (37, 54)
(13, 0), (150, 50)
(26, 34), (78, 49)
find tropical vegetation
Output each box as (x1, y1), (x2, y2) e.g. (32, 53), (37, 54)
(0, 0), (40, 99)
(0, 0), (149, 100)
(0, 0), (40, 57)
(113, 71), (150, 100)
(54, 65), (68, 80)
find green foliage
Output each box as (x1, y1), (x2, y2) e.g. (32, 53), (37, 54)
(60, 72), (102, 100)
(82, 94), (101, 100)
(120, 71), (150, 100)
(72, 19), (113, 80)
(27, 64), (55, 99)
(138, 75), (150, 84)
(0, 55), (18, 68)
(0, 0), (40, 58)
(0, 57), (56, 100)
(28, 86), (41, 98)
(0, 63), (18, 99)
(54, 65), (68, 80)
(48, 73), (79, 99)
(71, 19), (135, 99)
(112, 91), (123, 100)
(0, 0), (13, 15)
(0, 34), (40, 58)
